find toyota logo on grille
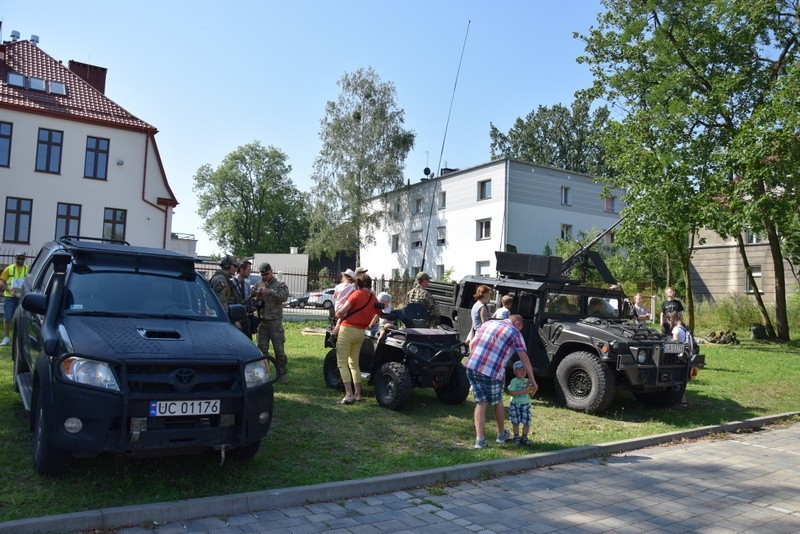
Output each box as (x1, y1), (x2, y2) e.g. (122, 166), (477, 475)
(171, 368), (196, 386)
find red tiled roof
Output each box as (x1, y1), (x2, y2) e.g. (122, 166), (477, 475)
(0, 40), (155, 132)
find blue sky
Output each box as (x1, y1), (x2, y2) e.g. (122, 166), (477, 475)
(3, 1), (605, 255)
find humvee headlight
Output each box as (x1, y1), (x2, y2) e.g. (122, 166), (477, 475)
(632, 349), (647, 364)
(60, 357), (119, 391)
(406, 343), (420, 355)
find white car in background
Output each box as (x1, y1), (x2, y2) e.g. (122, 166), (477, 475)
(307, 288), (335, 309)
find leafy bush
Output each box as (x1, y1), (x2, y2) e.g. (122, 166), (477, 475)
(788, 288), (800, 330)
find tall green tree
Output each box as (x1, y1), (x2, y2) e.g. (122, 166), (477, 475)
(579, 0), (800, 339)
(489, 95), (614, 177)
(194, 142), (308, 257)
(307, 67), (415, 263)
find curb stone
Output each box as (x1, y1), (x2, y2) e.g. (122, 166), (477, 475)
(2, 411), (798, 534)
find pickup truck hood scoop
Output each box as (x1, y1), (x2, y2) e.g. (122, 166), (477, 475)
(62, 316), (245, 357)
(138, 328), (182, 340)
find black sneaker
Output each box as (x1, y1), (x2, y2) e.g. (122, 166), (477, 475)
(513, 436), (521, 445)
(519, 436), (531, 446)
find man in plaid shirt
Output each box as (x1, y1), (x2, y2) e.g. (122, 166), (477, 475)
(464, 315), (537, 449)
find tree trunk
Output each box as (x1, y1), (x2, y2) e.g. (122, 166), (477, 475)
(763, 219), (790, 340)
(734, 234), (777, 338)
(678, 235), (695, 332)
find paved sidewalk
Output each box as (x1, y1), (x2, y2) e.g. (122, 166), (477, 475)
(128, 421), (800, 533)
(4, 415), (799, 533)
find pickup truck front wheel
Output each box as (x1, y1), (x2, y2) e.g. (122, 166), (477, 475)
(555, 351), (615, 414)
(33, 389), (71, 476)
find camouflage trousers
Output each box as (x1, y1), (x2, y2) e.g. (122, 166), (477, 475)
(257, 319), (287, 377)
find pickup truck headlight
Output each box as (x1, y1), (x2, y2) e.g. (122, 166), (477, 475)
(60, 357), (120, 391)
(244, 359), (270, 388)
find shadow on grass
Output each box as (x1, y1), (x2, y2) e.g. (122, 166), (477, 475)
(0, 338), (795, 522)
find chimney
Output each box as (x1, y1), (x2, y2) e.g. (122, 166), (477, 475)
(68, 60), (107, 94)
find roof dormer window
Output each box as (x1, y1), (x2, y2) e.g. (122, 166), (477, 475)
(7, 72), (25, 87)
(49, 81), (67, 95)
(29, 77), (46, 91)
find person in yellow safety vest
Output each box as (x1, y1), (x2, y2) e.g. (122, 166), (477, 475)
(0, 253), (29, 346)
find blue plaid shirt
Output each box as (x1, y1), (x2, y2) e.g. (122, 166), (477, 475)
(465, 319), (527, 380)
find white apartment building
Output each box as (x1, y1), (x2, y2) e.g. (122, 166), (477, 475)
(0, 36), (177, 257)
(361, 158), (625, 282)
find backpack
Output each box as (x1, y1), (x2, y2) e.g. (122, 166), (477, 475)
(683, 326), (700, 364)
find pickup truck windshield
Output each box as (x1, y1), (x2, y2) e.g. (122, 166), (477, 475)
(63, 271), (224, 319)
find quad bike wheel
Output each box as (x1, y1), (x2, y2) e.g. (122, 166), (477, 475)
(375, 361), (412, 410)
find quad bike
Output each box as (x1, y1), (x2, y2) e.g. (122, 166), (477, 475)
(322, 303), (470, 410)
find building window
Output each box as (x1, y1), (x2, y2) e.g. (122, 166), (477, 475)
(7, 72), (25, 87)
(391, 268), (400, 280)
(436, 264), (445, 281)
(745, 265), (763, 294)
(478, 179), (492, 200)
(561, 186), (571, 205)
(412, 266), (422, 277)
(0, 122), (12, 167)
(56, 202), (81, 238)
(561, 224), (573, 240)
(437, 226), (446, 246)
(604, 196), (616, 213)
(84, 136), (110, 180)
(29, 77), (47, 91)
(35, 128), (63, 174)
(477, 219), (491, 240)
(438, 191), (446, 209)
(414, 198), (423, 214)
(391, 234), (399, 253)
(604, 231), (615, 246)
(392, 200), (401, 219)
(411, 229), (422, 248)
(103, 207), (127, 242)
(476, 261), (490, 275)
(744, 229), (763, 244)
(3, 197), (32, 244)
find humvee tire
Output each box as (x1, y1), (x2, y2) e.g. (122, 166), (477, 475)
(555, 351), (615, 413)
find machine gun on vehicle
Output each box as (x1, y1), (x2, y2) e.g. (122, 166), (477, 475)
(560, 215), (628, 284)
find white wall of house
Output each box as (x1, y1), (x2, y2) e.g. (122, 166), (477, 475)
(361, 159), (624, 282)
(0, 108), (173, 255)
(252, 251), (309, 297)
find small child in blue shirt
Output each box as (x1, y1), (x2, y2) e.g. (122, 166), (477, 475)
(507, 360), (536, 446)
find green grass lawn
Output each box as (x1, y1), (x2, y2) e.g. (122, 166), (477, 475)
(0, 321), (798, 522)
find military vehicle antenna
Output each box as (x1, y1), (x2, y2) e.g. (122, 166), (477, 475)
(421, 20), (471, 271)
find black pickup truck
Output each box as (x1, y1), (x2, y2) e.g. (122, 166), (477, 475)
(430, 250), (703, 414)
(12, 237), (277, 475)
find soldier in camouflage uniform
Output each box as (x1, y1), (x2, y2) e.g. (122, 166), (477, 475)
(253, 263), (290, 383)
(210, 256), (241, 314)
(406, 271), (439, 325)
